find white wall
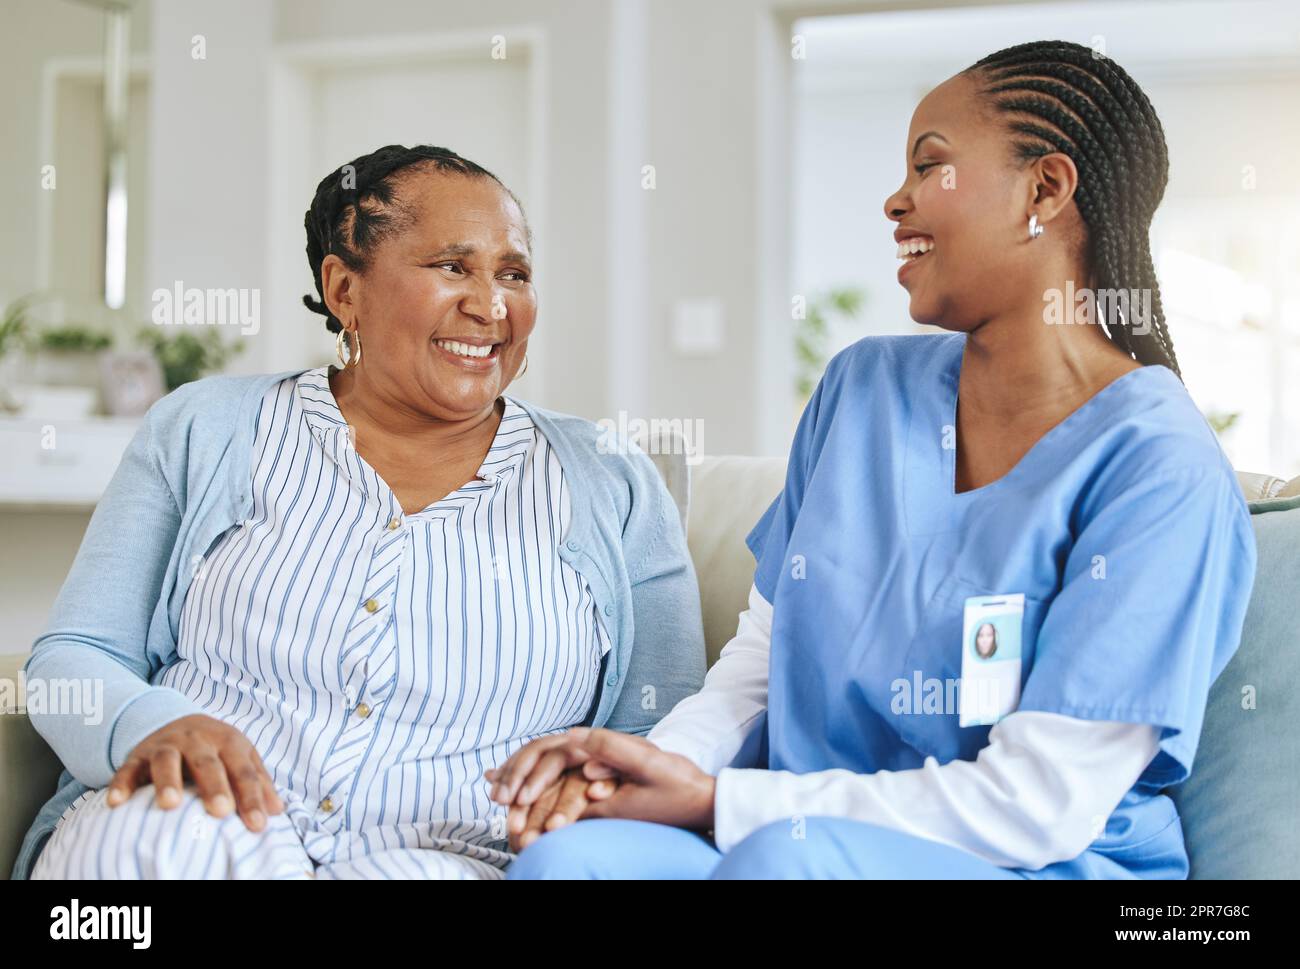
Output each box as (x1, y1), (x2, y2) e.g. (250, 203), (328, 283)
(145, 0), (272, 370)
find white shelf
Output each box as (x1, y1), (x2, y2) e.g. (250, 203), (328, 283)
(0, 414), (140, 510)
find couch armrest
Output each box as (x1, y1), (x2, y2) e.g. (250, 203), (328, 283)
(1236, 471), (1289, 501)
(0, 653), (64, 880)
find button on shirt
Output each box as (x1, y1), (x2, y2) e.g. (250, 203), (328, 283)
(158, 367), (610, 871)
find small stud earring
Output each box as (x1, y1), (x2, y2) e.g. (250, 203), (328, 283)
(1029, 214), (1044, 239)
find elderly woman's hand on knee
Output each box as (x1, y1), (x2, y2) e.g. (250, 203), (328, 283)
(106, 714), (284, 832)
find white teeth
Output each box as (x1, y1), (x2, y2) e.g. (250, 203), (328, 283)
(896, 238), (935, 259)
(435, 340), (494, 359)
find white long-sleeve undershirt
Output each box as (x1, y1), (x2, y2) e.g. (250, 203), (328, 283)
(647, 584), (1160, 869)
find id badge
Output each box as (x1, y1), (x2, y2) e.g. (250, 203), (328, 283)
(959, 593), (1024, 727)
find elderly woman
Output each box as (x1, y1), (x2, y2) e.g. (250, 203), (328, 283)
(14, 144), (704, 880)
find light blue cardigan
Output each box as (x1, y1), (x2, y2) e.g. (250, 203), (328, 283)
(13, 369), (706, 879)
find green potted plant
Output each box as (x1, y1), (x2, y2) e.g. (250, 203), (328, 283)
(795, 287), (867, 403)
(136, 327), (244, 391)
(0, 292), (130, 416)
(30, 325), (115, 387)
(0, 297), (28, 357)
(0, 297), (31, 413)
(1206, 410), (1240, 437)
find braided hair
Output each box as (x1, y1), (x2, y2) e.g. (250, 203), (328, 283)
(963, 41), (1181, 379)
(301, 144), (520, 335)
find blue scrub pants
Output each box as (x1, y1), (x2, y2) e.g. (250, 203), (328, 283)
(507, 817), (1024, 880)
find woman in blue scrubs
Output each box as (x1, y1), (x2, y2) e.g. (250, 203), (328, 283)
(487, 40), (1258, 879)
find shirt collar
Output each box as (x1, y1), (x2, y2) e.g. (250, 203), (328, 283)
(296, 367), (348, 445)
(294, 366), (533, 485)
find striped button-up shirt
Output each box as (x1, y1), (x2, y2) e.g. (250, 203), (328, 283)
(158, 366), (609, 871)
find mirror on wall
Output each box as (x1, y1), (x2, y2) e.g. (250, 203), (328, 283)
(1, 0), (153, 416)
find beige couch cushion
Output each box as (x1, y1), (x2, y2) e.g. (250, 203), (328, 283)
(1237, 471), (1292, 501)
(686, 455), (785, 665)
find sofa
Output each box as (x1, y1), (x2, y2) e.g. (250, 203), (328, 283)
(3, 453), (1298, 879)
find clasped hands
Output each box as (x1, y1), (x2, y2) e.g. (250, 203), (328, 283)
(103, 714), (714, 853)
(485, 728), (716, 852)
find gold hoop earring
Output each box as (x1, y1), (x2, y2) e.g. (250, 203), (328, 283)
(335, 328), (362, 369)
(517, 354), (528, 378)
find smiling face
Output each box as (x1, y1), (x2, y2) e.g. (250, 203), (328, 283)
(883, 71), (1083, 332)
(975, 623), (997, 658)
(322, 168), (535, 422)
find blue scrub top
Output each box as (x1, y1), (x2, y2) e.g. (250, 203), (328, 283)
(747, 334), (1257, 879)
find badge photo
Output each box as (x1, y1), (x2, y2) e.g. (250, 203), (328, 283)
(959, 593), (1025, 727)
